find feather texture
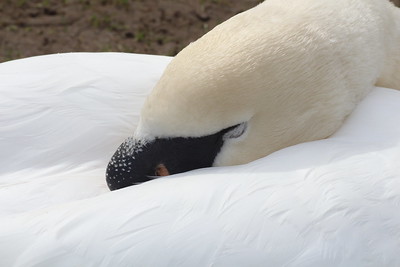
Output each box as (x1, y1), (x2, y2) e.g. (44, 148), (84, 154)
(0, 53), (400, 266)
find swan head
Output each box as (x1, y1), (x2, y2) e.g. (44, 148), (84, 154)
(106, 20), (264, 190)
(105, 35), (285, 190)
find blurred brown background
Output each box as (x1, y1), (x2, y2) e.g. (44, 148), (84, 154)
(0, 0), (399, 63)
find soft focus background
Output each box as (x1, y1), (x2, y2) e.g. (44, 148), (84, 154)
(0, 0), (399, 63)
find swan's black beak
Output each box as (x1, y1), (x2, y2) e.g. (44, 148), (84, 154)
(105, 127), (234, 190)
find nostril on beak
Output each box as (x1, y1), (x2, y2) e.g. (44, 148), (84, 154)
(155, 163), (170, 176)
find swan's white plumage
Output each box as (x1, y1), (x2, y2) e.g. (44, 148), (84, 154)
(1, 53), (400, 266)
(0, 53), (171, 215)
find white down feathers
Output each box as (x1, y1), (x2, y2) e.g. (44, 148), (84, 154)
(135, 0), (400, 167)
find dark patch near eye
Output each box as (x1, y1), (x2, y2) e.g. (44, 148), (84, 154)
(106, 122), (245, 190)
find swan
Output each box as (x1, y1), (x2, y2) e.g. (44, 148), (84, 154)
(106, 0), (400, 190)
(1, 0), (400, 265)
(1, 52), (400, 266)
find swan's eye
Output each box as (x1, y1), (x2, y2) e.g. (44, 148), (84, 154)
(155, 163), (169, 176)
(223, 122), (247, 140)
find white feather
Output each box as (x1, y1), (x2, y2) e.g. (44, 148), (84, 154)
(0, 53), (400, 266)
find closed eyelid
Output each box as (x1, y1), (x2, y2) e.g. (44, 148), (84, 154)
(223, 122), (248, 140)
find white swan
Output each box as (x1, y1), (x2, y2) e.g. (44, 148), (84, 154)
(1, 52), (400, 266)
(1, 0), (400, 265)
(106, 0), (400, 189)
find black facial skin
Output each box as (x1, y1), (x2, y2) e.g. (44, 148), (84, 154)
(106, 124), (241, 190)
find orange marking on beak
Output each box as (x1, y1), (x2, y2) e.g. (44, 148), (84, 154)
(155, 163), (170, 176)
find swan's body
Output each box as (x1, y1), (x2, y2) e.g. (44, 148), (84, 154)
(1, 0), (400, 264)
(0, 53), (170, 214)
(1, 53), (400, 266)
(107, 0), (400, 189)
